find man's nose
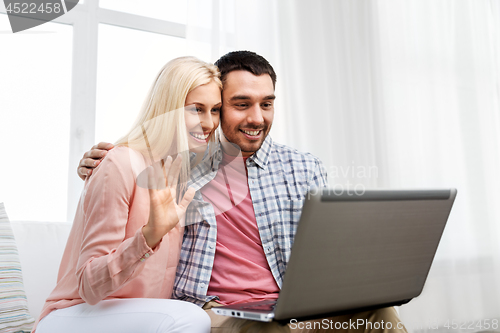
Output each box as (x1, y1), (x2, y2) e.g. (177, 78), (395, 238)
(246, 105), (264, 125)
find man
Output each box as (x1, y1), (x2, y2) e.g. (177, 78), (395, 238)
(78, 51), (407, 332)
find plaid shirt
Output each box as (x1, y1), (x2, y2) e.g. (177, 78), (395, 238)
(173, 136), (328, 305)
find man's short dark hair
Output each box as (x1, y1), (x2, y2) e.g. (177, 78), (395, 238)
(214, 51), (277, 89)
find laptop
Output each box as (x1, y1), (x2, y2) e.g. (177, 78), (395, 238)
(212, 188), (457, 324)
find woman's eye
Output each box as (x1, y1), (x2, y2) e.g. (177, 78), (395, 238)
(211, 108), (221, 113)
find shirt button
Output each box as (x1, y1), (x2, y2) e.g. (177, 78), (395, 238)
(144, 253), (150, 258)
(200, 283), (206, 288)
(209, 244), (215, 249)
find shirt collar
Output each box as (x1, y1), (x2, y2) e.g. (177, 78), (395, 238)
(187, 142), (222, 190)
(247, 135), (272, 169)
(188, 135), (273, 189)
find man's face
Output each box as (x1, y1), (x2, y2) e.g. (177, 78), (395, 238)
(220, 70), (275, 157)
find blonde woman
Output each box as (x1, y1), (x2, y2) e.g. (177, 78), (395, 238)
(35, 57), (222, 333)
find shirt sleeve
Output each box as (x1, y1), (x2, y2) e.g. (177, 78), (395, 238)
(310, 157), (328, 189)
(75, 148), (158, 305)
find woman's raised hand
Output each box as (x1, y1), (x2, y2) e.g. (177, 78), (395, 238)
(142, 155), (195, 249)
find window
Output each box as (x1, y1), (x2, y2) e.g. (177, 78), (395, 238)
(99, 0), (188, 24)
(0, 1), (200, 222)
(0, 15), (72, 221)
(95, 24), (209, 144)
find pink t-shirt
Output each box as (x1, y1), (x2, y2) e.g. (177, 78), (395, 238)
(201, 152), (279, 305)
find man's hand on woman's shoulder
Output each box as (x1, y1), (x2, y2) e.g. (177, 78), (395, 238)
(77, 142), (114, 180)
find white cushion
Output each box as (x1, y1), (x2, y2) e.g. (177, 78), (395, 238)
(0, 203), (35, 332)
(11, 221), (72, 320)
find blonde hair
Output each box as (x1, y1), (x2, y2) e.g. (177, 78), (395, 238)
(116, 56), (222, 194)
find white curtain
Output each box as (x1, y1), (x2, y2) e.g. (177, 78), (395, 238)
(186, 0), (290, 144)
(371, 1), (500, 327)
(187, 0), (500, 328)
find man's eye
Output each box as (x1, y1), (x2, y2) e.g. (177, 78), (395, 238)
(262, 103), (273, 108)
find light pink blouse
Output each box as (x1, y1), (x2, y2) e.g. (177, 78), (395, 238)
(35, 146), (183, 330)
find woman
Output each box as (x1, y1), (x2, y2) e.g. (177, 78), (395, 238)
(35, 57), (222, 333)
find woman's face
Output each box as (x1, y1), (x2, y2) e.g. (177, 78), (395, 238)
(184, 80), (222, 153)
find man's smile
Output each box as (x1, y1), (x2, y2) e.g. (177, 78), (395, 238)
(240, 129), (263, 139)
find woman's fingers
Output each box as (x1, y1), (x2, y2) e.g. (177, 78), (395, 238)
(165, 154), (183, 189)
(146, 166), (158, 197)
(147, 155), (185, 207)
(178, 187), (196, 211)
(144, 157), (192, 248)
(161, 156), (173, 187)
(146, 157), (170, 190)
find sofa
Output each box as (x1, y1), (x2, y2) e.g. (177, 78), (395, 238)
(0, 222), (71, 332)
(11, 221), (72, 321)
(0, 201), (73, 332)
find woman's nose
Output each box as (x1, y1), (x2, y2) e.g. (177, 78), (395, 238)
(198, 112), (215, 131)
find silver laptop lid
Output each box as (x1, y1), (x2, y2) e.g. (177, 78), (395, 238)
(274, 188), (456, 321)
